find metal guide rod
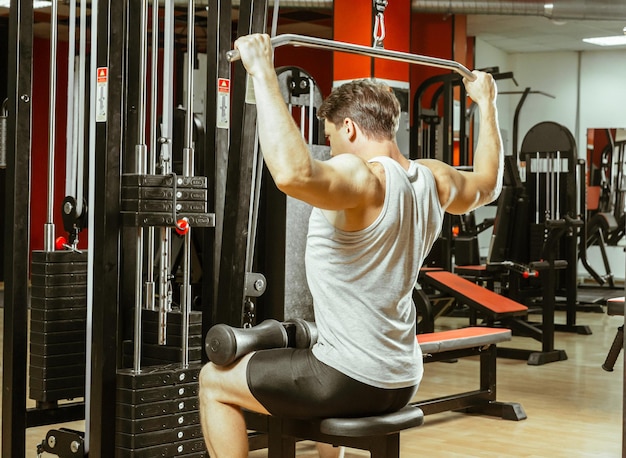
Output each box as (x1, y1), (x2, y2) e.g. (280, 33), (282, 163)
(180, 0), (196, 367)
(308, 78), (314, 145)
(227, 34), (476, 81)
(159, 0), (175, 346)
(549, 153), (559, 219)
(85, 0), (99, 449)
(270, 0), (280, 37)
(550, 153), (559, 219)
(535, 152), (540, 224)
(546, 152), (551, 219)
(556, 151), (561, 218)
(45, 0), (60, 252)
(183, 14), (195, 160)
(149, 0), (160, 174)
(134, 0), (151, 373)
(65, 0), (77, 200)
(75, 0), (88, 216)
(146, 0), (161, 313)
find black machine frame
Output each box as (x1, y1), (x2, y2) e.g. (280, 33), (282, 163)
(3, 1), (568, 456)
(1, 0), (270, 456)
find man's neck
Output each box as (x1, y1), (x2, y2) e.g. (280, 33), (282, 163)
(358, 141), (409, 170)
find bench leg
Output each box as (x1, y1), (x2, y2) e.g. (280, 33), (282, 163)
(464, 344), (527, 421)
(267, 416), (296, 458)
(369, 434), (400, 458)
(602, 325), (624, 372)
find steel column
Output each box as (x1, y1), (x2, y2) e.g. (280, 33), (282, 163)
(202, 0), (232, 355)
(87, 0), (125, 455)
(214, 0), (268, 327)
(2, 1), (33, 456)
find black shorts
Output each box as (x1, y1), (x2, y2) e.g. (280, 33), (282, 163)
(247, 347), (417, 419)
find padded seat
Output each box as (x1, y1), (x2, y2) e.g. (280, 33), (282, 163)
(424, 270), (528, 320)
(607, 297), (625, 316)
(245, 405), (424, 458)
(320, 405), (424, 437)
(418, 327), (511, 354)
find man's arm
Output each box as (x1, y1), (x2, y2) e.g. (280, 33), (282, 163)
(234, 34), (380, 211)
(420, 71), (504, 215)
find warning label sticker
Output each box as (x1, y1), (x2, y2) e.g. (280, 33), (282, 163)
(96, 67), (108, 122)
(217, 78), (230, 129)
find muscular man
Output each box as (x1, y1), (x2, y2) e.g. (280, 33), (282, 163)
(199, 33), (503, 458)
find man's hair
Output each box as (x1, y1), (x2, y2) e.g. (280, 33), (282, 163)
(317, 79), (401, 141)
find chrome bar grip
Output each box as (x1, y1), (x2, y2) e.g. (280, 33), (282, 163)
(226, 34), (476, 81)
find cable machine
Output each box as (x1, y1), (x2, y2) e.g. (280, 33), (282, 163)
(4, 0), (484, 456)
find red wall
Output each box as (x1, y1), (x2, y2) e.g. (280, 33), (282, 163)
(332, 0), (410, 83)
(410, 13), (456, 117)
(373, 0), (410, 82)
(332, 1), (372, 81)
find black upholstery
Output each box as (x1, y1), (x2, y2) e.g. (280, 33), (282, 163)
(320, 405), (424, 437)
(245, 406), (424, 457)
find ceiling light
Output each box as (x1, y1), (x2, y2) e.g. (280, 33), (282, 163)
(583, 35), (626, 46)
(0, 0), (52, 7)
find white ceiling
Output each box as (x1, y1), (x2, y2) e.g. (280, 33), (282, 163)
(467, 14), (626, 53)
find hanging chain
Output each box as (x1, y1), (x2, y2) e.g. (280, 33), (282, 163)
(242, 298), (256, 328)
(373, 0), (388, 48)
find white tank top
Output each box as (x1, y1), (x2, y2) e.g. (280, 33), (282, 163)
(306, 156), (444, 389)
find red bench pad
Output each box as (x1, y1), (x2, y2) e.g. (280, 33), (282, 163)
(418, 327), (512, 354)
(607, 296), (625, 316)
(424, 271), (528, 318)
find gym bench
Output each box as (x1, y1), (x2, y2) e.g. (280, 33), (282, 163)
(421, 270), (569, 365)
(245, 326), (524, 456)
(245, 405), (424, 458)
(413, 327), (526, 421)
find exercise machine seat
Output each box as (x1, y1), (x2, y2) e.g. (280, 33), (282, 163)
(418, 327), (511, 354)
(320, 405), (424, 437)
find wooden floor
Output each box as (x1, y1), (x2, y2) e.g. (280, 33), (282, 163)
(1, 296), (624, 457)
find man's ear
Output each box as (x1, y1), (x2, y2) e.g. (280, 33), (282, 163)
(343, 118), (357, 141)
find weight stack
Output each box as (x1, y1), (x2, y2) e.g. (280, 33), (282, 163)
(120, 174), (214, 228)
(29, 250), (88, 404)
(122, 310), (203, 368)
(116, 363), (207, 457)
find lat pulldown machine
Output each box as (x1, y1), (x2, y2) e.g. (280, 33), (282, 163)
(4, 0), (487, 456)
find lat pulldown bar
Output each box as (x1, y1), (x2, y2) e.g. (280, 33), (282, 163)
(226, 33), (476, 81)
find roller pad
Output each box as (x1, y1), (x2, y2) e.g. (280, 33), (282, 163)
(287, 318), (318, 349)
(205, 319), (288, 366)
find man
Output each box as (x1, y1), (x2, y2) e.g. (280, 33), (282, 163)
(199, 33), (503, 458)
